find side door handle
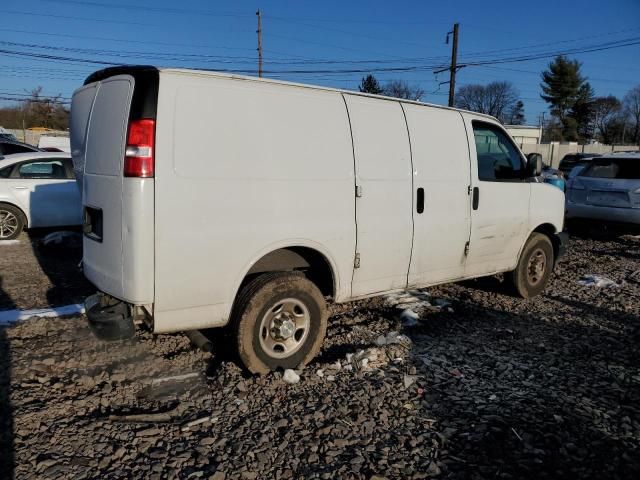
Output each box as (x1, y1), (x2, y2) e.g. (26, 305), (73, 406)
(416, 188), (424, 214)
(12, 186), (28, 190)
(472, 187), (480, 210)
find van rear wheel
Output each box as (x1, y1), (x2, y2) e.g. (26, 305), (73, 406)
(232, 272), (328, 374)
(508, 233), (554, 298)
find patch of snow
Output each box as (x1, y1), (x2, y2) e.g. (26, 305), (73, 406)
(578, 274), (620, 288)
(400, 308), (420, 327)
(0, 303), (85, 325)
(0, 240), (20, 246)
(375, 331), (412, 346)
(282, 369), (300, 384)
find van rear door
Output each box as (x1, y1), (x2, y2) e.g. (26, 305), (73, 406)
(70, 68), (157, 304)
(81, 75), (133, 300)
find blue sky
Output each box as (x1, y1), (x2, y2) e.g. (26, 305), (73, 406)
(1, 0), (639, 124)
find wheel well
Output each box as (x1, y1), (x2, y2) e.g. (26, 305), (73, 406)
(245, 247), (335, 298)
(532, 223), (559, 262)
(0, 201), (27, 228)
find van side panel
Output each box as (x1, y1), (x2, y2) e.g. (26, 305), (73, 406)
(344, 94), (413, 296)
(403, 105), (472, 285)
(153, 72), (356, 332)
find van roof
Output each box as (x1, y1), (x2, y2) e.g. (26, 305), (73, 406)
(83, 65), (499, 122)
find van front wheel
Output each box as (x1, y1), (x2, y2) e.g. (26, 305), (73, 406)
(232, 272), (328, 374)
(508, 233), (554, 298)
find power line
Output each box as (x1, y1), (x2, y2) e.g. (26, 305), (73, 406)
(0, 28), (258, 53)
(4, 9), (151, 26)
(3, 26), (639, 67)
(1, 34), (639, 80)
(34, 0), (434, 25)
(37, 0), (252, 18)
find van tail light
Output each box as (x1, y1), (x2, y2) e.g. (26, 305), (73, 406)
(124, 119), (155, 177)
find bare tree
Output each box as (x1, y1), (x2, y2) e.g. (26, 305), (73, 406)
(382, 80), (424, 101)
(455, 81), (522, 124)
(592, 96), (622, 144)
(19, 87), (69, 130)
(623, 85), (640, 144)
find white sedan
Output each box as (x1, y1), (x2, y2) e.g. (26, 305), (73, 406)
(0, 152), (81, 240)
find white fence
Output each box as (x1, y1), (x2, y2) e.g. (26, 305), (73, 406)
(6, 129), (69, 148)
(519, 143), (639, 168)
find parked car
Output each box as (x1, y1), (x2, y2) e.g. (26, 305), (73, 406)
(0, 152), (81, 240)
(71, 66), (567, 373)
(0, 138), (41, 156)
(566, 152), (640, 229)
(38, 135), (71, 153)
(540, 163), (565, 190)
(558, 152), (601, 176)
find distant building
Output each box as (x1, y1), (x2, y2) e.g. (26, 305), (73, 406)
(505, 125), (542, 146)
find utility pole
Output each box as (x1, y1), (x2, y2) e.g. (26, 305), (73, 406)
(434, 23), (460, 107)
(448, 23), (459, 108)
(256, 10), (263, 78)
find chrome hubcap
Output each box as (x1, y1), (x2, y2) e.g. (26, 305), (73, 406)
(527, 248), (546, 286)
(259, 298), (310, 359)
(0, 210), (18, 239)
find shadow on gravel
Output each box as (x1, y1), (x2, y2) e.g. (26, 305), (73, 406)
(548, 294), (640, 331)
(0, 277), (15, 480)
(27, 229), (93, 308)
(566, 222), (640, 242)
(458, 275), (514, 297)
(314, 341), (378, 364)
(411, 297), (640, 479)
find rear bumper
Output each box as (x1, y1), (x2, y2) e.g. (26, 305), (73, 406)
(566, 202), (640, 225)
(85, 293), (135, 341)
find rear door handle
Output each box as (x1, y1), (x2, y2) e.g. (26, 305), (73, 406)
(12, 186), (28, 190)
(416, 188), (424, 214)
(472, 187), (480, 210)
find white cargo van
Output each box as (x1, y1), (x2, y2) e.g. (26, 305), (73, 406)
(71, 66), (567, 373)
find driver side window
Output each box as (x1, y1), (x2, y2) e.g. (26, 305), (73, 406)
(473, 122), (524, 181)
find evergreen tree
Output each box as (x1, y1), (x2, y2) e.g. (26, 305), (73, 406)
(358, 74), (383, 95)
(540, 56), (591, 141)
(507, 100), (526, 125)
(569, 83), (596, 140)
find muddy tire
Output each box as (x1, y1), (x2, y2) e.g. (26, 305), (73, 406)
(232, 272), (328, 374)
(508, 233), (554, 298)
(0, 203), (24, 240)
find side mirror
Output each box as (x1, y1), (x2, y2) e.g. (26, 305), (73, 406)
(526, 153), (543, 177)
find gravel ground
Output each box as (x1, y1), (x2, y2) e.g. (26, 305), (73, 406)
(1, 231), (639, 479)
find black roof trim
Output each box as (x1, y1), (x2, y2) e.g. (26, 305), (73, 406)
(84, 65), (158, 85)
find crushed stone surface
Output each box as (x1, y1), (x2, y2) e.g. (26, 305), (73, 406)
(1, 231), (639, 479)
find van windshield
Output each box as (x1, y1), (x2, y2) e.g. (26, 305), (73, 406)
(580, 158), (640, 180)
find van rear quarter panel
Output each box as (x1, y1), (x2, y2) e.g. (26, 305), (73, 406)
(153, 72), (356, 332)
